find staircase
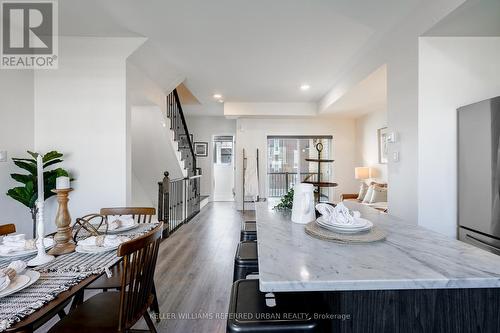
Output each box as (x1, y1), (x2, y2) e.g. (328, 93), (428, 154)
(158, 88), (202, 237)
(167, 89), (199, 177)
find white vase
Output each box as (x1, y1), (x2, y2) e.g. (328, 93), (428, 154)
(291, 183), (315, 224)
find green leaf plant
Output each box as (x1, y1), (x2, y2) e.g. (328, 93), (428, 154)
(6, 151), (73, 238)
(273, 188), (294, 211)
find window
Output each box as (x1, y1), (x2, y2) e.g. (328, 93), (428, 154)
(266, 136), (332, 199)
(214, 136), (234, 165)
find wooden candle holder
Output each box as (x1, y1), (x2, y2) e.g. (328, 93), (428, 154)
(48, 188), (76, 255)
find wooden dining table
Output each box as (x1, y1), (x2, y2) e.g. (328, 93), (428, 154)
(0, 223), (158, 333)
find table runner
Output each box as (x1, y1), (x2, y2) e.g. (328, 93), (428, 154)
(0, 223), (159, 331)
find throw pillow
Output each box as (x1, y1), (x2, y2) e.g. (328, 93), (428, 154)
(362, 185), (375, 203)
(357, 182), (368, 200)
(370, 186), (388, 203)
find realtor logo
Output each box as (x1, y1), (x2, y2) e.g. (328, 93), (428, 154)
(1, 0), (58, 69)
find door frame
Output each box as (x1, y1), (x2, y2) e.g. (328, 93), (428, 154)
(211, 133), (236, 201)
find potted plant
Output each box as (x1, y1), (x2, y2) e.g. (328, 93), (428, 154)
(273, 188), (294, 211)
(6, 151), (72, 238)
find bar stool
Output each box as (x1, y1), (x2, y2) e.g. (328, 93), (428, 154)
(241, 221), (257, 241)
(241, 220), (256, 230)
(227, 279), (323, 333)
(233, 241), (259, 282)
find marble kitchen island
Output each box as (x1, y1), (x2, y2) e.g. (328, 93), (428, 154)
(255, 201), (500, 332)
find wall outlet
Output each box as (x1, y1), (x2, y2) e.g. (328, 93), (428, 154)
(0, 151), (7, 162)
(392, 151), (400, 162)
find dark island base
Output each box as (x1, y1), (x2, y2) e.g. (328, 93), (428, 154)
(321, 288), (500, 333)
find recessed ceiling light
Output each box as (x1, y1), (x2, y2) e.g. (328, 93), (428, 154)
(213, 94), (222, 99)
(300, 84), (310, 91)
(218, 99), (224, 104)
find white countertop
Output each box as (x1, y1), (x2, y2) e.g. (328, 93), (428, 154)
(256, 201), (500, 292)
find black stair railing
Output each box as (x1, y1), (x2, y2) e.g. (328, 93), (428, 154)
(158, 88), (201, 237)
(158, 172), (201, 238)
(167, 89), (197, 176)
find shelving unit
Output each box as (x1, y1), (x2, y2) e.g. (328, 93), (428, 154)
(303, 142), (337, 202)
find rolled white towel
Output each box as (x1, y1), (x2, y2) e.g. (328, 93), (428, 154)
(315, 203), (336, 217)
(0, 260), (28, 292)
(0, 245), (24, 255)
(2, 234), (27, 250)
(3, 234), (25, 243)
(78, 235), (130, 248)
(107, 215), (135, 231)
(6, 260), (27, 274)
(0, 236), (37, 255)
(316, 202), (362, 226)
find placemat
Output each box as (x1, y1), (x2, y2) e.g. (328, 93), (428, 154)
(304, 221), (387, 243)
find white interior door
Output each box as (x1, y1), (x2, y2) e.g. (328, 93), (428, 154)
(213, 135), (235, 201)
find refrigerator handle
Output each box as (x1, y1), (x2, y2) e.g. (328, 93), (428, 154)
(466, 234), (500, 254)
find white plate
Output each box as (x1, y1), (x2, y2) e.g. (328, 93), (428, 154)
(75, 244), (119, 254)
(91, 223), (139, 234)
(105, 223), (139, 234)
(316, 216), (371, 229)
(0, 238), (54, 258)
(316, 217), (373, 234)
(317, 223), (372, 234)
(0, 270), (40, 298)
(316, 217), (373, 230)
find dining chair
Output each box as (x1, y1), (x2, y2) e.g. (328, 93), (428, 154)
(73, 207), (160, 320)
(100, 207), (156, 224)
(49, 223), (163, 333)
(72, 207), (155, 241)
(0, 224), (16, 236)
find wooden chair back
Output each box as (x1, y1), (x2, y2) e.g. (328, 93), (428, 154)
(0, 224), (16, 236)
(117, 223), (163, 331)
(100, 207), (156, 224)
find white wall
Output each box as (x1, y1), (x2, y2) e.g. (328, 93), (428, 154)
(186, 116), (237, 200)
(131, 172), (154, 207)
(127, 61), (186, 209)
(34, 37), (143, 233)
(355, 108), (388, 182)
(385, 36), (420, 225)
(0, 71), (35, 236)
(131, 105), (184, 207)
(418, 37), (500, 237)
(235, 117), (359, 210)
(318, 0), (465, 225)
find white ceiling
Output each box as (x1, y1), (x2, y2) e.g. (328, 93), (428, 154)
(325, 64), (387, 117)
(59, 0), (426, 112)
(425, 0), (500, 37)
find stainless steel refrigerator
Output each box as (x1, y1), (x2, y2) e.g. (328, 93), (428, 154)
(458, 96), (500, 255)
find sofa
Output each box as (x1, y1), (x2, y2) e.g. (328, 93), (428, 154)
(341, 182), (388, 213)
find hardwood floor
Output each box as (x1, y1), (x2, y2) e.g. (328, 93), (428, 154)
(154, 202), (250, 333)
(37, 202), (249, 333)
